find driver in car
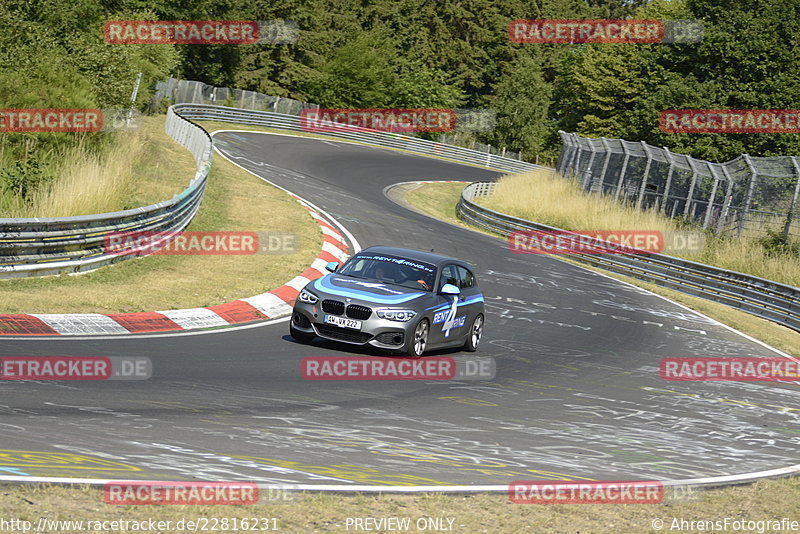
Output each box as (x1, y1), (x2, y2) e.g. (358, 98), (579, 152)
(373, 264), (395, 282)
(416, 270), (433, 291)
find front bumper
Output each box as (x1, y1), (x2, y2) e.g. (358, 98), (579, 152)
(291, 300), (414, 350)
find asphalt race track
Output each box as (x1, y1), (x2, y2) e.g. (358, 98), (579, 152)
(1, 131), (798, 486)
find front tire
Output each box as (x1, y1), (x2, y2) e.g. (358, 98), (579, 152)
(290, 324), (315, 343)
(406, 319), (430, 358)
(463, 314), (483, 352)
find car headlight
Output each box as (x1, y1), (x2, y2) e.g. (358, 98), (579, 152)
(376, 308), (416, 322)
(298, 288), (318, 304)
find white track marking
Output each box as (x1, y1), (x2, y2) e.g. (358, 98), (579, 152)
(242, 293), (293, 318)
(30, 314), (129, 335)
(157, 308), (229, 329)
(1, 461), (798, 490)
(1, 316), (291, 341)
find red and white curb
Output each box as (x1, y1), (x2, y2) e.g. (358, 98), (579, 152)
(0, 196), (350, 337)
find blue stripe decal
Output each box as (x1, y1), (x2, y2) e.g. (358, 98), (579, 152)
(313, 276), (427, 304)
(425, 294), (484, 312)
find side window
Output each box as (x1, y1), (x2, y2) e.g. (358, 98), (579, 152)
(456, 266), (475, 289)
(349, 258), (366, 274)
(439, 265), (459, 290)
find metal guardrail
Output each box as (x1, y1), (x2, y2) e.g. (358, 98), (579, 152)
(173, 104), (545, 175)
(0, 102), (546, 278)
(457, 181), (800, 333)
(155, 77), (525, 161)
(0, 107), (212, 279)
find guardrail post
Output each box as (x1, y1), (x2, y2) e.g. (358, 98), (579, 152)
(684, 157), (700, 219)
(614, 142), (630, 200)
(556, 132), (571, 175)
(716, 166), (735, 234)
(636, 141), (652, 210)
(703, 164), (721, 229)
(784, 157), (800, 240)
(661, 146), (675, 214)
(192, 82), (202, 104)
(581, 146), (597, 190)
(739, 154), (758, 237)
(568, 133), (581, 178)
(166, 77), (177, 103)
(595, 138), (612, 194)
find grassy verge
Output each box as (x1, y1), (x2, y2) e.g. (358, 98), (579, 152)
(404, 181), (800, 357)
(0, 118), (182, 218)
(479, 170), (800, 287)
(2, 478), (798, 533)
(0, 115), (320, 313)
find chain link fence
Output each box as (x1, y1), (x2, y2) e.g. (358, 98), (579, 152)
(557, 132), (800, 239)
(151, 77), (522, 160)
(151, 77), (320, 115)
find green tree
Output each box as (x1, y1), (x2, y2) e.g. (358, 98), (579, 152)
(487, 56), (555, 160)
(553, 42), (644, 138)
(553, 0), (800, 161)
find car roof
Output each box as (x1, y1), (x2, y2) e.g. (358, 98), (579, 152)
(356, 246), (473, 269)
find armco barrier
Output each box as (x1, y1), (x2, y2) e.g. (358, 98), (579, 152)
(457, 181), (800, 333)
(171, 104), (545, 175)
(0, 104), (544, 278)
(0, 107), (212, 279)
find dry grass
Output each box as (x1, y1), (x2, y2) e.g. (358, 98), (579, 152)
(482, 169), (678, 235)
(0, 477), (797, 533)
(697, 237), (800, 287)
(0, 115), (320, 313)
(478, 170), (800, 287)
(19, 136), (142, 217)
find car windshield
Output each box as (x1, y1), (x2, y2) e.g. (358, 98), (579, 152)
(338, 253), (437, 292)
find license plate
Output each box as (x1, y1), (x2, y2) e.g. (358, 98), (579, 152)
(324, 315), (362, 330)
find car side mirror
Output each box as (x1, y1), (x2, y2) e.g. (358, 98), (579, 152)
(325, 262), (339, 272)
(440, 283), (460, 296)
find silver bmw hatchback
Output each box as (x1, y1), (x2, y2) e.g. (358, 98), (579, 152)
(289, 246), (485, 357)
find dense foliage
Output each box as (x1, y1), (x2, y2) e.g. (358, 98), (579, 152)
(1, 0), (798, 203)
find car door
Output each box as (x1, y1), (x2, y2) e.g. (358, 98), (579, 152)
(429, 264), (467, 345)
(454, 265), (481, 341)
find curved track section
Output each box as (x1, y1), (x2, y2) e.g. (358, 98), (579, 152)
(0, 131), (797, 487)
